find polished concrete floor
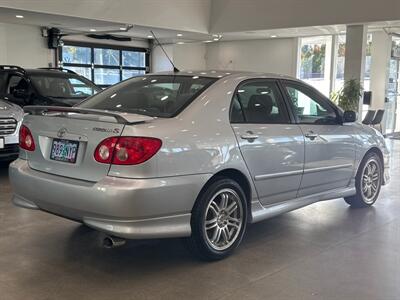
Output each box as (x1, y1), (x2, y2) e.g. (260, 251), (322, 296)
(0, 140), (399, 300)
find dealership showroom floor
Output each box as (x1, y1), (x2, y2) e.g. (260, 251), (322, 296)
(2, 1), (400, 300)
(0, 141), (398, 299)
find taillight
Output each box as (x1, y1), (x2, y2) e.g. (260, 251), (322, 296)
(94, 137), (162, 165)
(94, 137), (118, 164)
(19, 125), (35, 151)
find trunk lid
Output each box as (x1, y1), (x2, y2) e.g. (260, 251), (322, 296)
(23, 106), (153, 182)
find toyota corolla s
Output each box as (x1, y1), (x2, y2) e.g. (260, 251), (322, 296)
(9, 71), (390, 260)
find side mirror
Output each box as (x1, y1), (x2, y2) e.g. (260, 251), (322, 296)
(343, 110), (357, 123)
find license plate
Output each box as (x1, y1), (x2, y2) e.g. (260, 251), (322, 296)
(50, 139), (79, 163)
(0, 138), (4, 149)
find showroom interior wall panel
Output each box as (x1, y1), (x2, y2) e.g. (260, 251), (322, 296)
(205, 38), (297, 76)
(0, 22), (53, 68)
(210, 0), (400, 33)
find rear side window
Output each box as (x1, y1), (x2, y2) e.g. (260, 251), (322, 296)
(79, 75), (217, 118)
(230, 80), (289, 124)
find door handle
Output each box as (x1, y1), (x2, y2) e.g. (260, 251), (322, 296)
(305, 132), (319, 140)
(241, 131), (259, 142)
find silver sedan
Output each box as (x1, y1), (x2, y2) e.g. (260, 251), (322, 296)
(9, 71), (390, 260)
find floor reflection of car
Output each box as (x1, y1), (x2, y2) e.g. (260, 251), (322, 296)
(0, 99), (23, 161)
(0, 66), (101, 107)
(9, 71), (390, 261)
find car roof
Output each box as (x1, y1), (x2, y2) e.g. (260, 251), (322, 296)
(24, 69), (79, 76)
(148, 70), (300, 81)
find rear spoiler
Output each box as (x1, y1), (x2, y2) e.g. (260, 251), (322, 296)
(23, 106), (154, 125)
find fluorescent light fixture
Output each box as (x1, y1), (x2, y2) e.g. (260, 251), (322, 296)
(204, 40), (213, 43)
(147, 35), (153, 38)
(15, 15), (24, 18)
(270, 35), (278, 38)
(177, 33), (183, 37)
(177, 42), (185, 45)
(119, 27), (126, 31)
(89, 29), (96, 32)
(213, 38), (219, 41)
(212, 34), (219, 37)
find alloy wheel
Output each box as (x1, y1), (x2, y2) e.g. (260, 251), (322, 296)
(204, 188), (244, 251)
(361, 159), (381, 204)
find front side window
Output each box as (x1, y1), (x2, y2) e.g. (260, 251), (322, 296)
(230, 80), (289, 124)
(79, 75), (217, 118)
(284, 82), (338, 125)
(7, 75), (28, 94)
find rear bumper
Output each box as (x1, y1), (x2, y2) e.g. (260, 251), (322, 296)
(9, 159), (212, 239)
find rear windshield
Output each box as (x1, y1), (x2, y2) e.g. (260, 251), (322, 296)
(78, 75), (217, 118)
(31, 74), (101, 100)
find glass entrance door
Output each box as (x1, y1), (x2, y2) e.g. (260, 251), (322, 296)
(385, 59), (399, 134)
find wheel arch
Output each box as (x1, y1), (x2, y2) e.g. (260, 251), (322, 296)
(193, 168), (253, 221)
(363, 147), (384, 166)
(355, 146), (384, 177)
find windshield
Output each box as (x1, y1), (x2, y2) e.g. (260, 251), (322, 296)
(78, 75), (217, 117)
(31, 74), (101, 100)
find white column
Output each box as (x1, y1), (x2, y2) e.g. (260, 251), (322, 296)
(344, 25), (368, 116)
(369, 31), (391, 110)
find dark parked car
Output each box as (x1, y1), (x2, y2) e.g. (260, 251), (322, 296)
(0, 66), (101, 107)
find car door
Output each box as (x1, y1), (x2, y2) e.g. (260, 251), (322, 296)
(281, 80), (356, 197)
(231, 79), (305, 206)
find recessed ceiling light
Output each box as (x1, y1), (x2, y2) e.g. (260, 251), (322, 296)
(270, 35), (278, 38)
(89, 29), (96, 32)
(177, 33), (183, 37)
(15, 15), (24, 19)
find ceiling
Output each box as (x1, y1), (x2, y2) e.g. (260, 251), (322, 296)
(1, 7), (400, 45)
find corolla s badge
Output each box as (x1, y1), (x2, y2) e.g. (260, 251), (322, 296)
(92, 127), (120, 134)
(57, 128), (67, 138)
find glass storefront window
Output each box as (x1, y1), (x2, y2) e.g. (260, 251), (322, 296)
(94, 48), (120, 66)
(62, 46), (91, 64)
(333, 35), (346, 93)
(94, 68), (120, 85)
(298, 36), (332, 96)
(61, 44), (148, 87)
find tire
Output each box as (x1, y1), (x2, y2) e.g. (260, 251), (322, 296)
(344, 152), (383, 208)
(187, 177), (248, 261)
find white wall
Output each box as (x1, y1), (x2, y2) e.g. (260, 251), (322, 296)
(151, 43), (206, 72)
(151, 44), (174, 72)
(0, 0), (211, 33)
(210, 0), (400, 33)
(173, 43), (206, 71)
(205, 38), (297, 76)
(0, 22), (53, 67)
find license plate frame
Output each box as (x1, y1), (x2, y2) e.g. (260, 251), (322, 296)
(50, 138), (79, 164)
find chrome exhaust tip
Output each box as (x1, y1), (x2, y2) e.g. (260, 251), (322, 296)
(103, 236), (126, 248)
